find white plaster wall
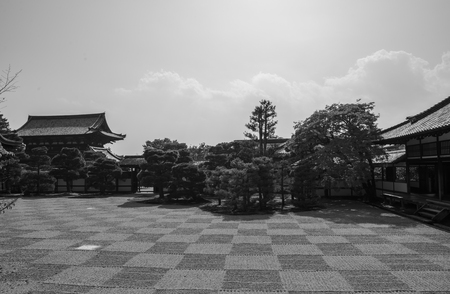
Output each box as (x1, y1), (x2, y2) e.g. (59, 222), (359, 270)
(439, 132), (450, 141)
(73, 179), (84, 185)
(407, 139), (420, 145)
(394, 182), (408, 193)
(118, 178), (132, 185)
(421, 136), (437, 143)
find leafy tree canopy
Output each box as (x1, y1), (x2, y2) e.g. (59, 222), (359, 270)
(203, 141), (259, 170)
(27, 146), (51, 171)
(86, 155), (122, 195)
(187, 142), (210, 162)
(170, 162), (206, 201)
(139, 147), (179, 199)
(20, 171), (55, 195)
(21, 146), (52, 195)
(248, 156), (275, 210)
(144, 138), (187, 151)
(49, 147), (86, 193)
(291, 101), (386, 198)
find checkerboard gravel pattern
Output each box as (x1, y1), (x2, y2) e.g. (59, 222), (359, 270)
(1, 196), (450, 293)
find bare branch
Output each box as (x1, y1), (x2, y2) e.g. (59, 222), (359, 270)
(0, 65), (22, 102)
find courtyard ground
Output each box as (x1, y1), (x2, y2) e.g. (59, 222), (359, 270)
(1, 195), (450, 293)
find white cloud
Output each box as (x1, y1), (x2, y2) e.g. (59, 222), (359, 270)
(321, 50), (450, 126)
(426, 51), (450, 94)
(111, 50), (450, 155)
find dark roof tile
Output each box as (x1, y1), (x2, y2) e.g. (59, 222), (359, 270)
(379, 96), (450, 143)
(16, 113), (125, 140)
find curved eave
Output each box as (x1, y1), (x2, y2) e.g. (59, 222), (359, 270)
(90, 112), (106, 129)
(0, 133), (24, 146)
(89, 146), (123, 161)
(98, 130), (126, 141)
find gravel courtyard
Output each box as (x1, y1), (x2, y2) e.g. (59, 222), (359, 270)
(1, 195), (450, 293)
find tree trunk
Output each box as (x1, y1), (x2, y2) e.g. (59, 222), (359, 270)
(243, 177), (249, 211)
(158, 185), (165, 199)
(365, 157), (377, 202)
(5, 177), (11, 194)
(263, 115), (268, 156)
(66, 177), (71, 193)
(258, 186), (264, 210)
(258, 116), (264, 156)
(100, 175), (106, 195)
(281, 167), (285, 209)
(36, 166), (40, 195)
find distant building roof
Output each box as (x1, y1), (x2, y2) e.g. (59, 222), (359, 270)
(378, 96), (450, 144)
(16, 112), (125, 142)
(89, 146), (123, 162)
(120, 155), (146, 167)
(374, 147), (406, 164)
(0, 133), (25, 154)
(0, 133), (23, 147)
(234, 138), (290, 144)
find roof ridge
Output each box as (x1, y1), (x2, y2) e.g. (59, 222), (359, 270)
(406, 96), (450, 123)
(88, 113), (106, 132)
(28, 112), (105, 120)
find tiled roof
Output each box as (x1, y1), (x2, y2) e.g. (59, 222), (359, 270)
(89, 146), (123, 161)
(16, 113), (125, 140)
(0, 133), (23, 146)
(374, 148), (406, 164)
(379, 96), (450, 143)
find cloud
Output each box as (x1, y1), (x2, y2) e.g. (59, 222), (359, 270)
(426, 51), (450, 94)
(321, 50), (450, 126)
(111, 50), (450, 155)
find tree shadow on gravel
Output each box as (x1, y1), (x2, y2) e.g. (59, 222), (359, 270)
(291, 199), (424, 228)
(117, 195), (208, 209)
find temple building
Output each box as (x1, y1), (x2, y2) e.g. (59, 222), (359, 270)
(16, 113), (125, 156)
(375, 96), (450, 205)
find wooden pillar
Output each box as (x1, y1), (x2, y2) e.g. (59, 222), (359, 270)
(392, 164), (395, 192)
(437, 136), (443, 200)
(406, 162), (411, 194)
(438, 160), (443, 201)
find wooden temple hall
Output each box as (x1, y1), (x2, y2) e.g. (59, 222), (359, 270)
(16, 113), (126, 156)
(14, 113), (141, 193)
(375, 96), (450, 222)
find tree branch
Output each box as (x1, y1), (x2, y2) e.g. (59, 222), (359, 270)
(0, 66), (22, 102)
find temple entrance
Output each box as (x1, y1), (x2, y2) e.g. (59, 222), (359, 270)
(410, 165), (437, 196)
(418, 165), (437, 195)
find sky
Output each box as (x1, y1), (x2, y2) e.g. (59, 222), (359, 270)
(1, 0), (450, 155)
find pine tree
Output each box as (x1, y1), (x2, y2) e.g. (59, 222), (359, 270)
(86, 155), (122, 194)
(49, 148), (86, 193)
(139, 148), (179, 199)
(244, 100), (278, 156)
(25, 146), (53, 194)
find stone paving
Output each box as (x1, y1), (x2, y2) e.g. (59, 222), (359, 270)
(1, 195), (450, 293)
